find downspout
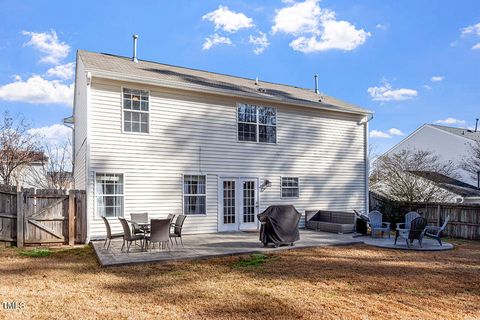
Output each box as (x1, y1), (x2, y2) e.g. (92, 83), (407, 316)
(85, 71), (92, 244)
(359, 113), (374, 214)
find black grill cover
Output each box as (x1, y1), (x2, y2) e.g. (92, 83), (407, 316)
(257, 205), (301, 246)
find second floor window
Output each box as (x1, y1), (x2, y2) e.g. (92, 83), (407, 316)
(237, 103), (277, 143)
(123, 88), (149, 133)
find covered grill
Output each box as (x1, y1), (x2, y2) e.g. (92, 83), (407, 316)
(257, 205), (301, 247)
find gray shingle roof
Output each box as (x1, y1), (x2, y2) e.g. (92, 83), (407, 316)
(78, 50), (370, 115)
(408, 171), (480, 197)
(430, 124), (480, 141)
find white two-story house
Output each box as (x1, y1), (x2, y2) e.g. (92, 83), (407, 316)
(384, 124), (480, 186)
(72, 49), (371, 241)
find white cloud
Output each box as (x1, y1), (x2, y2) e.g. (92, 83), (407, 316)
(423, 84), (432, 90)
(249, 32), (270, 54)
(376, 23), (388, 31)
(462, 22), (480, 36)
(0, 75), (73, 106)
(202, 34), (233, 50)
(28, 124), (71, 147)
(202, 6), (254, 33)
(430, 75), (444, 82)
(461, 22), (480, 50)
(388, 128), (404, 136)
(367, 80), (417, 102)
(272, 0), (370, 53)
(272, 0), (323, 35)
(22, 30), (70, 64)
(46, 62), (75, 80)
(370, 128), (405, 139)
(370, 130), (391, 138)
(434, 118), (466, 125)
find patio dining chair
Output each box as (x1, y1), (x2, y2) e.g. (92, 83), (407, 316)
(118, 218), (145, 252)
(130, 212), (149, 235)
(166, 213), (175, 231)
(424, 215), (450, 246)
(101, 216), (123, 250)
(367, 210), (391, 238)
(146, 219), (171, 251)
(396, 211), (420, 230)
(170, 215), (186, 247)
(395, 217), (427, 248)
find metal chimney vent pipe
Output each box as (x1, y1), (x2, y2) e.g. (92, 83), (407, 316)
(314, 74), (319, 94)
(132, 34), (138, 63)
(475, 118), (479, 132)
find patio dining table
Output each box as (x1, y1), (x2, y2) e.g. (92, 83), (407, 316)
(127, 220), (150, 251)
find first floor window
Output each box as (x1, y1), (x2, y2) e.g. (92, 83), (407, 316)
(281, 177), (299, 198)
(183, 175), (206, 215)
(96, 173), (124, 217)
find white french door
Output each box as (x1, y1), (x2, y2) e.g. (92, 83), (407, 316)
(218, 177), (259, 232)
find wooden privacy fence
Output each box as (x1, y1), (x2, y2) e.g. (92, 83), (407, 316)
(0, 189), (86, 247)
(370, 192), (480, 240)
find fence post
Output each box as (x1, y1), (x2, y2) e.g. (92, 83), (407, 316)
(436, 204), (441, 226)
(16, 191), (24, 248)
(68, 190), (75, 246)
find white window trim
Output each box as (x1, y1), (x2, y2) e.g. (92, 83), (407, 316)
(236, 103), (278, 144)
(93, 171), (125, 219)
(182, 174), (208, 216)
(121, 86), (150, 135)
(280, 176), (300, 199)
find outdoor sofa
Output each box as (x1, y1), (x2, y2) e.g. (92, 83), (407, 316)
(305, 210), (355, 233)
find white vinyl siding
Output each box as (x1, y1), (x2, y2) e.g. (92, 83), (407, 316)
(84, 78), (366, 237)
(281, 177), (299, 198)
(73, 57), (88, 189)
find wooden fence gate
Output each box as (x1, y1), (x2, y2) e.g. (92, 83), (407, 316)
(23, 191), (70, 245)
(0, 189), (86, 247)
(0, 188), (17, 243)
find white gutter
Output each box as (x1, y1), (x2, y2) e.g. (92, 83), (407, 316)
(85, 69), (373, 116)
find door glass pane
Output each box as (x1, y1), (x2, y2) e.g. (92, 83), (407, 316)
(223, 181), (236, 224)
(243, 181), (255, 223)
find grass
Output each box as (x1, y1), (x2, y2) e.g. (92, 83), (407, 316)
(0, 240), (479, 319)
(20, 248), (52, 257)
(233, 253), (270, 268)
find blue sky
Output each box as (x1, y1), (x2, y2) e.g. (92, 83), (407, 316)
(0, 0), (479, 153)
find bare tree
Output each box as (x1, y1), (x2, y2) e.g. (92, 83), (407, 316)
(27, 139), (73, 192)
(370, 149), (457, 202)
(0, 112), (42, 189)
(461, 140), (480, 187)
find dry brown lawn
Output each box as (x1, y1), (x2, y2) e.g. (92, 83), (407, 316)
(0, 240), (479, 320)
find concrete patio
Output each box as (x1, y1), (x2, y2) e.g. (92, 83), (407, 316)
(92, 230), (362, 267)
(362, 235), (454, 251)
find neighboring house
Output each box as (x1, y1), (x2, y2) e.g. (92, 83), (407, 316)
(11, 151), (48, 190)
(407, 171), (480, 204)
(71, 49), (371, 241)
(384, 124), (480, 186)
